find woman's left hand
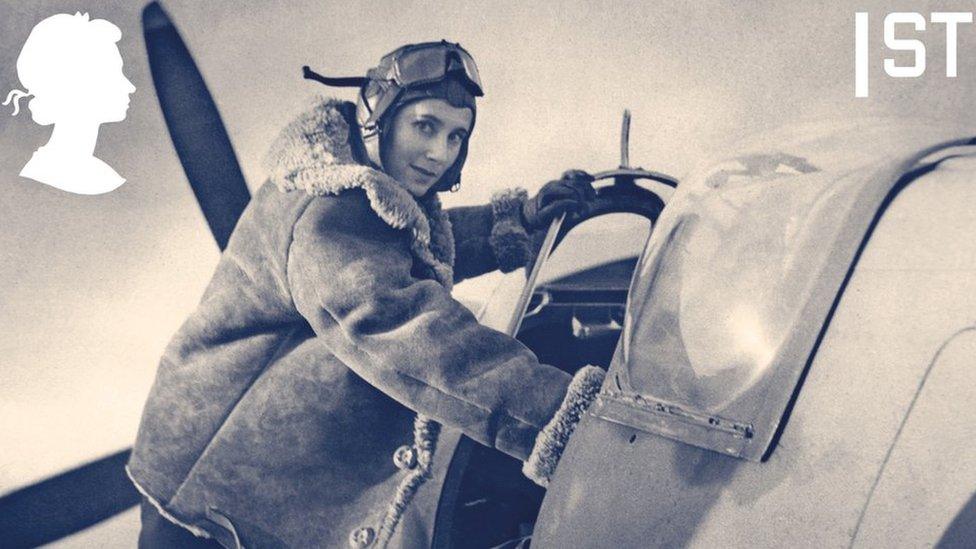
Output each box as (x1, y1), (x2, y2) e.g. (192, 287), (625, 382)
(521, 170), (597, 230)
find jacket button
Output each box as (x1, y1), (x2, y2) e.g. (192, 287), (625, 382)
(348, 526), (375, 547)
(393, 445), (417, 470)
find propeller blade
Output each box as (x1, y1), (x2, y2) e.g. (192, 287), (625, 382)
(142, 1), (250, 251)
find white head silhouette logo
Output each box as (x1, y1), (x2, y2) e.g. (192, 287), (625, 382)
(4, 13), (135, 195)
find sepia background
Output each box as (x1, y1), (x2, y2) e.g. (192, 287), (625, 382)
(2, 0), (975, 543)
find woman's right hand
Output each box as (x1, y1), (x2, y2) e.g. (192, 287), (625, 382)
(521, 170), (596, 231)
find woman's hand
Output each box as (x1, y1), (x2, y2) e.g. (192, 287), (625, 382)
(521, 170), (597, 231)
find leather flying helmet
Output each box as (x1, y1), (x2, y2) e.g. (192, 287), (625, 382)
(303, 40), (483, 192)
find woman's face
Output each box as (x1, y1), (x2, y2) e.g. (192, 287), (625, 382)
(383, 99), (473, 197)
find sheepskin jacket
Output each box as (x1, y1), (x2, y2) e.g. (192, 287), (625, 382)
(127, 98), (603, 548)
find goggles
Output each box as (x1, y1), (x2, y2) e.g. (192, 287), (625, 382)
(303, 40), (483, 96)
(380, 41), (484, 96)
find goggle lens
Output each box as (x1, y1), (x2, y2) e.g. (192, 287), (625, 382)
(392, 44), (483, 95)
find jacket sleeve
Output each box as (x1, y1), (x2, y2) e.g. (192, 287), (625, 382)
(448, 188), (534, 283)
(286, 192), (601, 479)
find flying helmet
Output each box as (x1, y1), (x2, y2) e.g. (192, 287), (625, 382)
(303, 40), (484, 192)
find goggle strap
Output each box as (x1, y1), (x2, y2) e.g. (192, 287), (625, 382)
(302, 66), (367, 88)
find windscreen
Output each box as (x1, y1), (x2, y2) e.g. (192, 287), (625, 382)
(623, 155), (829, 414)
(595, 119), (974, 460)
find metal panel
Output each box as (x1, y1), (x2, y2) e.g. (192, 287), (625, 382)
(852, 328), (976, 547)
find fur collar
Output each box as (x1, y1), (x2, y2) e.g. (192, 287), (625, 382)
(263, 97), (455, 289)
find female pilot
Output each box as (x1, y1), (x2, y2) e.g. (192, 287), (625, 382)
(128, 41), (604, 548)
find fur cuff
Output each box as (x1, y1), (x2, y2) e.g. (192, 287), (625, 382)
(523, 365), (606, 487)
(489, 188), (532, 272)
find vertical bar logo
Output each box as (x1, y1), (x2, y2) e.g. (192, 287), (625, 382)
(854, 11), (972, 98)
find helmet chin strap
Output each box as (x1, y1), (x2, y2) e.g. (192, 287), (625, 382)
(362, 129), (385, 171)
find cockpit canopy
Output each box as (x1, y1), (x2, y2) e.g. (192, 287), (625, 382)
(595, 118), (975, 460)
